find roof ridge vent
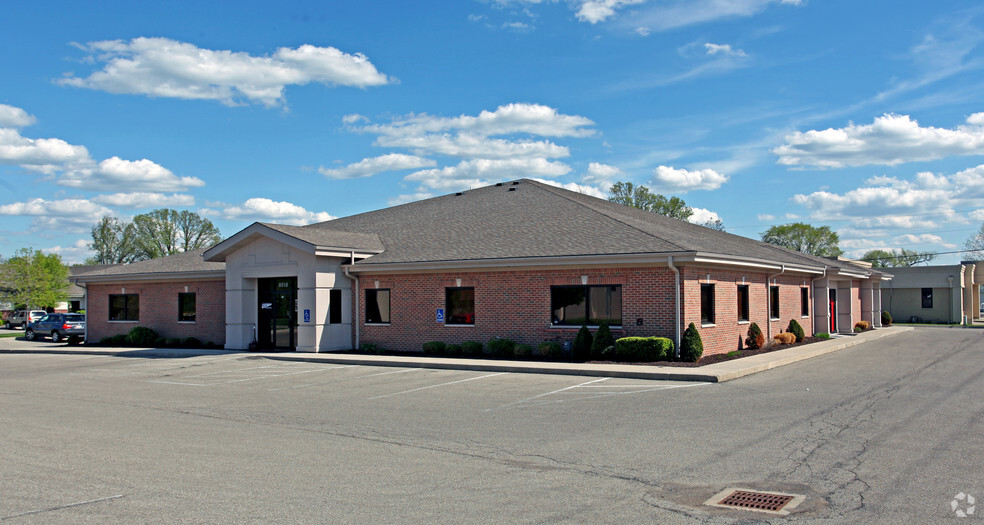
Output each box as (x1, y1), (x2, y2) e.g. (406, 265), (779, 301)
(495, 182), (503, 186)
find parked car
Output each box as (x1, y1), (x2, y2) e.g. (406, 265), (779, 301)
(5, 310), (47, 329)
(24, 313), (85, 344)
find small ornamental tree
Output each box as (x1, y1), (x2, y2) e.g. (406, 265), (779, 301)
(573, 325), (593, 361)
(786, 319), (805, 342)
(745, 322), (765, 349)
(591, 322), (615, 359)
(882, 310), (892, 326)
(680, 322), (704, 362)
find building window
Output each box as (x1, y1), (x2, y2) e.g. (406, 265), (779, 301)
(800, 288), (810, 317)
(446, 287), (475, 325)
(178, 292), (196, 322)
(770, 285), (780, 319)
(921, 288), (933, 309)
(737, 285), (749, 322)
(109, 294), (139, 321)
(366, 289), (390, 324)
(700, 284), (715, 324)
(329, 289), (342, 324)
(551, 285), (622, 326)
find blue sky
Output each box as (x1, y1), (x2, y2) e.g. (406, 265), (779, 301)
(3, 0), (984, 264)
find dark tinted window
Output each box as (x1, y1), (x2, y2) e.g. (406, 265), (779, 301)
(701, 284), (715, 324)
(551, 285), (622, 326)
(366, 289), (390, 324)
(921, 288), (933, 308)
(770, 286), (780, 319)
(737, 285), (749, 322)
(109, 294), (139, 321)
(179, 292), (196, 322)
(329, 289), (342, 324)
(446, 288), (475, 325)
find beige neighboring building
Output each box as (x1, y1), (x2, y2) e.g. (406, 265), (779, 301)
(881, 262), (984, 324)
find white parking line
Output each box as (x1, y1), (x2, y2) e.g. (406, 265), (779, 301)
(488, 377), (609, 411)
(268, 367), (422, 392)
(368, 372), (506, 400)
(488, 378), (709, 411)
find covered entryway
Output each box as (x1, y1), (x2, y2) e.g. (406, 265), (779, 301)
(258, 277), (297, 350)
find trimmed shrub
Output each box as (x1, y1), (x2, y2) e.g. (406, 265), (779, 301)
(591, 323), (615, 359)
(572, 325), (593, 361)
(153, 337), (167, 348)
(538, 341), (563, 359)
(882, 310), (892, 327)
(461, 341), (483, 356)
(614, 337), (674, 362)
(680, 322), (704, 362)
(487, 338), (516, 357)
(855, 320), (870, 331)
(165, 338), (181, 347)
(101, 334), (127, 346)
(816, 332), (831, 340)
(745, 322), (765, 349)
(183, 337), (202, 348)
(445, 343), (462, 356)
(126, 326), (158, 346)
(514, 344), (533, 358)
(422, 341), (446, 355)
(786, 319), (805, 342)
(773, 332), (796, 344)
(360, 342), (380, 354)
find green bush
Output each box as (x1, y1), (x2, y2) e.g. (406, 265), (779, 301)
(538, 341), (563, 359)
(153, 337), (167, 347)
(422, 341), (446, 355)
(360, 342), (381, 353)
(614, 337), (674, 362)
(514, 344), (533, 358)
(101, 334), (128, 346)
(726, 350), (742, 358)
(126, 326), (159, 346)
(572, 325), (593, 361)
(461, 341), (483, 356)
(165, 338), (181, 347)
(183, 337), (202, 348)
(882, 310), (892, 327)
(786, 319), (805, 342)
(815, 332), (831, 340)
(591, 323), (615, 359)
(487, 338), (516, 357)
(744, 322), (764, 349)
(680, 322), (704, 362)
(445, 343), (462, 356)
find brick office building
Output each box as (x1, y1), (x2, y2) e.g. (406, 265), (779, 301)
(77, 179), (890, 356)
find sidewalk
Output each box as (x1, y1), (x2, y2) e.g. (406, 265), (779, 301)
(0, 326), (912, 382)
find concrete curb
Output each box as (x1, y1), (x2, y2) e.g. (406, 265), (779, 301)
(0, 326), (913, 382)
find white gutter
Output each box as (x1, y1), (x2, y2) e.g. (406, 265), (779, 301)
(77, 280), (88, 344)
(342, 251), (360, 351)
(810, 266), (827, 338)
(767, 265), (786, 341)
(667, 256), (681, 358)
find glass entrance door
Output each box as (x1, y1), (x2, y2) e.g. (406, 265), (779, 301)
(258, 277), (297, 350)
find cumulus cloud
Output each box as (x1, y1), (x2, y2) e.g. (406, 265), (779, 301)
(775, 113), (984, 168)
(43, 239), (92, 265)
(58, 156), (205, 192)
(0, 104), (37, 128)
(583, 162), (622, 190)
(532, 177), (608, 199)
(406, 158), (571, 191)
(214, 198), (335, 226)
(0, 198), (113, 233)
(688, 207), (721, 225)
(651, 165), (728, 192)
(92, 192), (195, 208)
(575, 0), (646, 24)
(319, 153), (436, 179)
(59, 37), (393, 107)
(0, 128), (90, 173)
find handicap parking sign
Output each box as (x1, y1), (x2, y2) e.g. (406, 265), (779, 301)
(436, 308), (444, 323)
(303, 309), (311, 323)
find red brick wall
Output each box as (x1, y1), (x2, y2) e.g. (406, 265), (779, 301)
(355, 265), (815, 357)
(86, 280), (225, 345)
(852, 280), (862, 328)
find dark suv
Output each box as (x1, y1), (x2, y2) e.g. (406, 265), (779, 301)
(25, 313), (85, 344)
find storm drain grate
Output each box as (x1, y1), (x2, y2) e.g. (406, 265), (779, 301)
(719, 490), (794, 512)
(704, 487), (805, 515)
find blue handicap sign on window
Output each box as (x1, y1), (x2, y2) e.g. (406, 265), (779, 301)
(303, 309), (311, 323)
(436, 308), (444, 323)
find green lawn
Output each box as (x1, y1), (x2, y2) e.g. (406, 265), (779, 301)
(0, 332), (21, 338)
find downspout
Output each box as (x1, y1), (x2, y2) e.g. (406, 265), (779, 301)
(667, 256), (681, 359)
(78, 280), (88, 344)
(342, 251), (360, 351)
(810, 266), (827, 337)
(766, 265), (786, 341)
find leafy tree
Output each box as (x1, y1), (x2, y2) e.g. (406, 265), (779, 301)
(761, 222), (843, 257)
(88, 209), (222, 263)
(608, 181), (693, 221)
(702, 218), (726, 232)
(0, 248), (69, 309)
(88, 216), (139, 264)
(965, 224), (984, 260)
(861, 248), (936, 268)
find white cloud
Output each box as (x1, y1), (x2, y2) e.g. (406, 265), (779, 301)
(374, 133), (570, 159)
(575, 0), (646, 24)
(583, 162), (622, 190)
(532, 177), (608, 199)
(651, 165), (728, 192)
(216, 198), (334, 226)
(0, 104), (36, 128)
(59, 156), (205, 192)
(0, 128), (90, 173)
(44, 239), (92, 265)
(0, 198), (113, 233)
(406, 158), (571, 191)
(629, 0), (802, 34)
(704, 42), (747, 57)
(757, 213), (776, 221)
(387, 192), (435, 206)
(688, 207), (721, 225)
(59, 37), (393, 108)
(319, 154), (436, 179)
(92, 192), (195, 208)
(775, 113), (984, 168)
(342, 114), (368, 125)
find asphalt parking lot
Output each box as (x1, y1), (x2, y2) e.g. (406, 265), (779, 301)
(2, 327), (983, 523)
